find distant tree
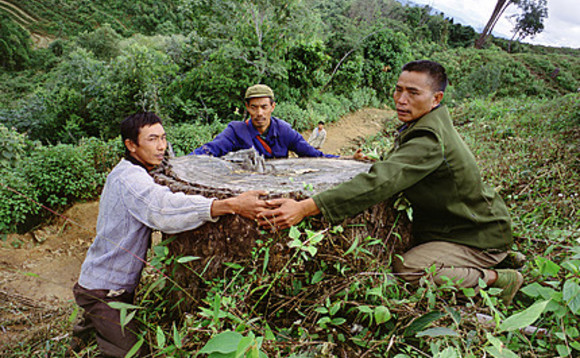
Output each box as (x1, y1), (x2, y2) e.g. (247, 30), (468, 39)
(508, 0), (548, 51)
(475, 0), (520, 49)
(448, 20), (477, 48)
(0, 15), (33, 70)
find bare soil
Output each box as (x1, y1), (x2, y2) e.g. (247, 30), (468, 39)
(0, 107), (395, 348)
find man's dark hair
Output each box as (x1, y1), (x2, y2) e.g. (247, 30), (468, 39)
(318, 121), (325, 125)
(121, 112), (162, 154)
(401, 60), (448, 92)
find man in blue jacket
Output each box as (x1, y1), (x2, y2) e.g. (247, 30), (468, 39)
(192, 84), (364, 160)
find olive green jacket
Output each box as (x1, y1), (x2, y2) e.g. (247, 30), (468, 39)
(313, 105), (512, 250)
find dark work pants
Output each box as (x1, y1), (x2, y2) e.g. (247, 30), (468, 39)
(73, 282), (147, 357)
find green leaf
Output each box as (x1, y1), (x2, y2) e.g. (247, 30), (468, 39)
(119, 309), (136, 331)
(288, 238), (302, 249)
(311, 270), (324, 284)
(172, 322), (182, 349)
(224, 262), (243, 269)
(264, 324), (275, 341)
(331, 317), (346, 325)
(306, 229), (324, 244)
(374, 305), (391, 325)
(305, 246), (317, 256)
(177, 256), (200, 263)
(499, 300), (550, 332)
(235, 336), (254, 358)
(68, 305), (79, 324)
(358, 305), (373, 314)
(125, 338), (144, 358)
(156, 325), (166, 348)
(199, 331), (243, 354)
(556, 345), (571, 357)
(485, 333), (518, 358)
(520, 282), (557, 300)
(444, 306), (461, 326)
(289, 226), (301, 240)
(344, 236), (359, 256)
(329, 302), (340, 316)
(416, 327), (459, 338)
(404, 311), (445, 337)
(314, 307), (328, 314)
(535, 257), (561, 277)
(563, 280), (580, 314)
(107, 302), (141, 310)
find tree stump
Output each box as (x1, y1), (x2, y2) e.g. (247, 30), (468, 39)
(152, 149), (412, 317)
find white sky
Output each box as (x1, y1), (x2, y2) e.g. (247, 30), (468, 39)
(405, 0), (580, 49)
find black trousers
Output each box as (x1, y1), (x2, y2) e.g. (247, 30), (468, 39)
(72, 282), (147, 357)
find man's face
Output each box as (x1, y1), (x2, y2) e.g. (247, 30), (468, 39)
(393, 71), (443, 123)
(318, 124), (324, 131)
(246, 97), (275, 134)
(125, 123), (167, 170)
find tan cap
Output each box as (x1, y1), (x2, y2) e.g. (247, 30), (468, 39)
(245, 84), (275, 101)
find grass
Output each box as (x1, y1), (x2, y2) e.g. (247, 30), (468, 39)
(1, 94), (579, 357)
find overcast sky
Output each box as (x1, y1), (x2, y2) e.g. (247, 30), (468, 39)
(403, 0), (580, 49)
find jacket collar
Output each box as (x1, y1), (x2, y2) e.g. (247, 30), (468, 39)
(397, 104), (445, 133)
(124, 154), (150, 171)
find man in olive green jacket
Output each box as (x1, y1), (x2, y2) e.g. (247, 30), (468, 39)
(258, 60), (523, 306)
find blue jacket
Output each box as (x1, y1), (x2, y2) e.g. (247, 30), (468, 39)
(192, 117), (338, 159)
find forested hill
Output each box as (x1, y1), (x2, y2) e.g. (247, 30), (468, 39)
(1, 0), (579, 143)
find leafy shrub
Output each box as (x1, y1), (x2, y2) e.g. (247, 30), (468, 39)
(20, 144), (105, 209)
(0, 169), (40, 234)
(165, 121), (227, 157)
(362, 28), (411, 100)
(80, 136), (124, 174)
(286, 40), (331, 99)
(306, 92), (351, 128)
(453, 63), (502, 99)
(273, 102), (310, 131)
(0, 15), (33, 71)
(348, 87), (381, 110)
(0, 124), (33, 169)
(75, 23), (122, 60)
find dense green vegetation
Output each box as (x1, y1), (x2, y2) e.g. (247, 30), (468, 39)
(0, 0), (579, 357)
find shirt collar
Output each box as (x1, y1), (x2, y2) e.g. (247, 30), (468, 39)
(125, 153), (150, 171)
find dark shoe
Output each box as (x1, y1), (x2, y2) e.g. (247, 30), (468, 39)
(496, 251), (526, 269)
(492, 269), (524, 306)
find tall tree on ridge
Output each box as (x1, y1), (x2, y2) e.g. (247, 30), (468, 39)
(508, 0), (548, 51)
(475, 0), (520, 49)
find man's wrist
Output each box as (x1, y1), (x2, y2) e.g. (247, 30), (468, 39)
(210, 198), (237, 217)
(299, 198), (320, 217)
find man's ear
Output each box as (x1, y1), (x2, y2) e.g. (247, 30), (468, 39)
(125, 138), (137, 153)
(432, 91), (444, 107)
